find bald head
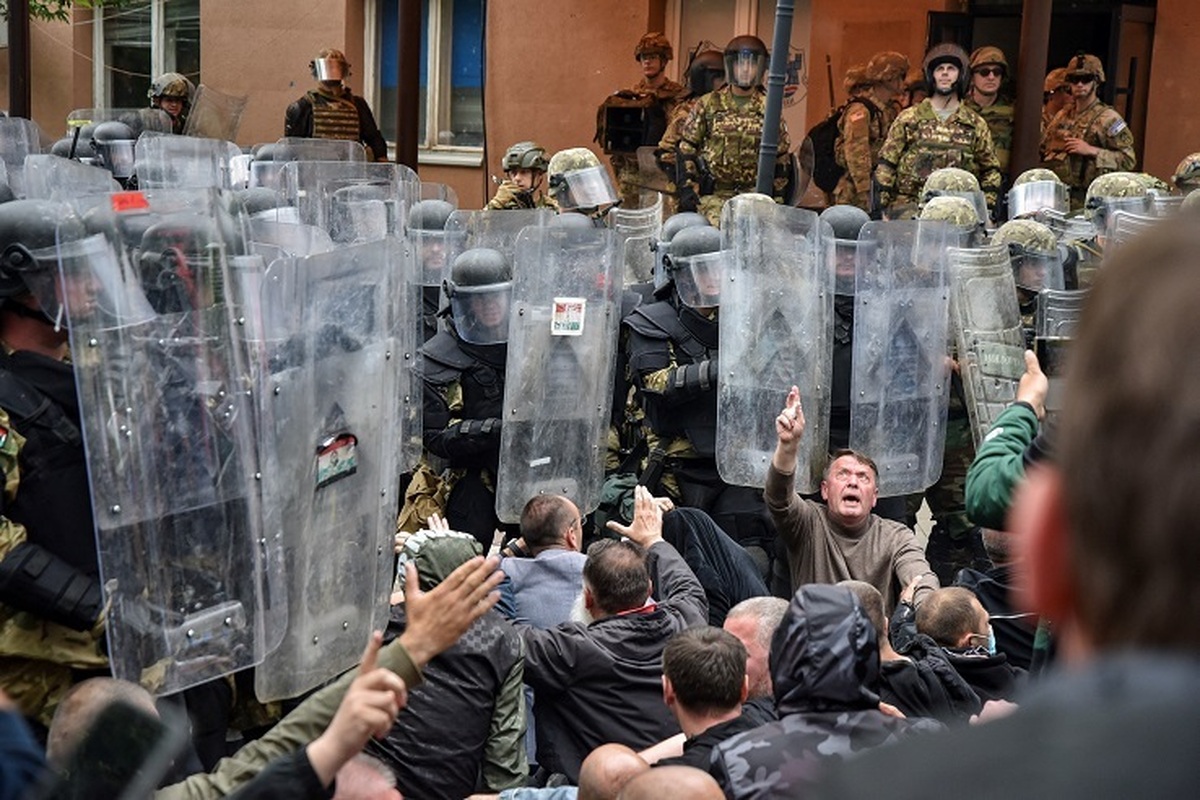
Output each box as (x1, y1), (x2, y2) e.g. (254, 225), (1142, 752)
(618, 765), (724, 800)
(578, 743), (650, 800)
(47, 678), (157, 765)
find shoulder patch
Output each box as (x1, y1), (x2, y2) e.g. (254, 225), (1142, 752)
(1107, 118), (1128, 137)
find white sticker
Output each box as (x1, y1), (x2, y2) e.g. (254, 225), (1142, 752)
(551, 297), (586, 336)
(529, 456), (552, 468)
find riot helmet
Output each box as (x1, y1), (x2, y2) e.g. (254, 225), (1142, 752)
(666, 225), (724, 309)
(0, 199), (101, 329)
(653, 211), (710, 294)
(723, 35), (768, 91)
(920, 167), (987, 223)
(918, 195), (983, 246)
(923, 43), (970, 98)
(1172, 153), (1200, 193)
(687, 49), (727, 96)
(329, 182), (395, 244)
(444, 247), (512, 345)
(1009, 168), (1068, 220)
(408, 199), (456, 287)
(310, 48), (351, 82)
(91, 121), (137, 180)
(992, 219), (1063, 293)
(1084, 171), (1150, 234)
(547, 148), (618, 214)
(820, 205), (870, 296)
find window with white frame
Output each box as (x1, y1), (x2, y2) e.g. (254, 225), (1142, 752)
(369, 0), (484, 164)
(93, 0), (199, 108)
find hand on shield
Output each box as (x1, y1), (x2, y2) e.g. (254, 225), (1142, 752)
(306, 631), (408, 786)
(605, 485), (664, 547)
(1016, 349), (1049, 421)
(398, 556), (503, 668)
(775, 385), (806, 447)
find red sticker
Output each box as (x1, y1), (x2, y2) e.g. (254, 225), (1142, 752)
(111, 192), (150, 212)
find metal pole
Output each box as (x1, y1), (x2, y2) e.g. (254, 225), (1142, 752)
(1010, 0), (1053, 180)
(395, 0), (421, 170)
(8, 0), (32, 119)
(755, 0), (793, 196)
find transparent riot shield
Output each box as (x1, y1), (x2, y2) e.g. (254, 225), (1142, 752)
(135, 132), (243, 189)
(271, 137), (367, 163)
(633, 146), (672, 194)
(67, 108), (174, 135)
(949, 244), (1027, 449)
(58, 194), (283, 697)
(419, 181), (459, 206)
(249, 220), (336, 257)
(444, 208), (555, 266)
(494, 226), (621, 522)
(183, 84), (249, 141)
(850, 221), (954, 496)
(1035, 288), (1089, 338)
(279, 161), (419, 242)
(394, 236), (425, 473)
(22, 154), (119, 200)
(1105, 209), (1160, 257)
(716, 198), (832, 492)
(611, 193), (662, 285)
(252, 239), (401, 701)
(0, 117), (42, 196)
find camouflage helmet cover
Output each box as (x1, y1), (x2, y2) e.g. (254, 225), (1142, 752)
(992, 219), (1057, 254)
(843, 64), (870, 95)
(635, 32), (673, 62)
(1013, 168), (1064, 187)
(148, 72), (195, 102)
(969, 46), (1008, 73)
(865, 51), (909, 85)
(1084, 171), (1149, 218)
(1043, 67), (1069, 94)
(921, 167), (980, 198)
(1065, 52), (1104, 83)
(547, 147), (602, 179)
(1172, 153), (1200, 191)
(502, 141), (549, 173)
(1132, 172), (1173, 195)
(918, 195), (980, 226)
(923, 42), (971, 96)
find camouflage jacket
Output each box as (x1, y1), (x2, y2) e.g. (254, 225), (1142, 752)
(833, 94), (895, 211)
(1040, 99), (1136, 201)
(485, 180), (554, 211)
(657, 94), (702, 175)
(875, 98), (1002, 215)
(965, 95), (1015, 175)
(678, 86), (792, 201)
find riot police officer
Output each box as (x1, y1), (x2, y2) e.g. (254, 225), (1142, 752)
(409, 199), (457, 343)
(405, 248), (513, 546)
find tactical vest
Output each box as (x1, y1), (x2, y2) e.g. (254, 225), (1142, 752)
(422, 331), (507, 425)
(0, 354), (97, 576)
(309, 91), (361, 142)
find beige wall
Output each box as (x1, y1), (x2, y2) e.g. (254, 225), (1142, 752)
(1143, 0), (1198, 180)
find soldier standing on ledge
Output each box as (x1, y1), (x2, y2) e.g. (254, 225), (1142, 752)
(964, 46), (1014, 176)
(602, 33), (685, 209)
(285, 47), (389, 162)
(1040, 52), (1136, 210)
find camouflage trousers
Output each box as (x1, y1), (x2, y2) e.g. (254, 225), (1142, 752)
(699, 191), (735, 226)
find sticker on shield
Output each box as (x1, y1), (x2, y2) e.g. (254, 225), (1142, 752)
(315, 432), (359, 488)
(551, 297), (586, 336)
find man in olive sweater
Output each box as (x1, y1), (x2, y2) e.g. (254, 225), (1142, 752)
(767, 386), (939, 614)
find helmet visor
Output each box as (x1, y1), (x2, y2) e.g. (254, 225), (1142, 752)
(1011, 249), (1064, 292)
(414, 230), (457, 287)
(552, 165), (618, 211)
(830, 239), (861, 296)
(1008, 182), (1068, 220)
(25, 233), (155, 331)
(312, 58), (346, 81)
(94, 140), (136, 180)
(1091, 195), (1150, 234)
(725, 51), (767, 89)
(672, 250), (727, 308)
(450, 282), (511, 344)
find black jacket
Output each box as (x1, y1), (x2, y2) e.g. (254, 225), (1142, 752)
(879, 634), (982, 723)
(519, 540), (707, 781)
(711, 585), (942, 799)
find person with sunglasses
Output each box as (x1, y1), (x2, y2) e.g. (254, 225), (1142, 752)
(1039, 52), (1136, 210)
(965, 46), (1014, 175)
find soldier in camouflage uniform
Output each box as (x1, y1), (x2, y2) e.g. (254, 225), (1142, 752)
(964, 47), (1014, 176)
(874, 43), (1002, 221)
(1042, 68), (1071, 133)
(909, 195), (989, 582)
(657, 49), (725, 209)
(833, 51), (908, 212)
(545, 147), (620, 220)
(992, 218), (1060, 337)
(1040, 53), (1136, 210)
(486, 141), (553, 210)
(677, 35), (792, 226)
(0, 202), (107, 728)
(148, 72), (195, 135)
(606, 33), (685, 209)
(284, 48), (389, 161)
